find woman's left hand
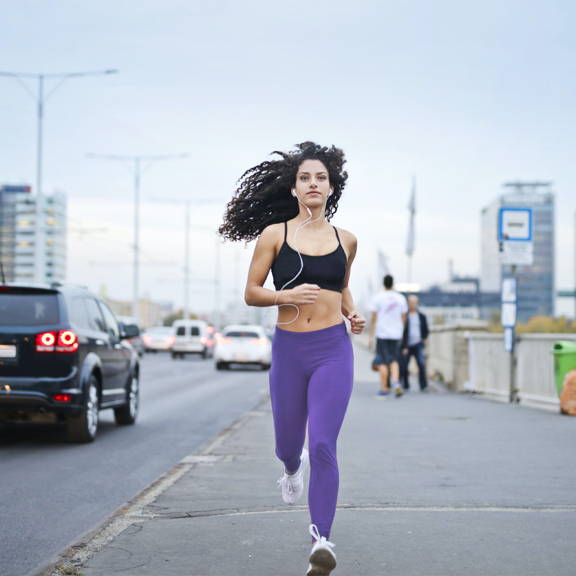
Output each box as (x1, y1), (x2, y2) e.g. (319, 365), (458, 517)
(347, 311), (366, 334)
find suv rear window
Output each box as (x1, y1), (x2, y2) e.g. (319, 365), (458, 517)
(0, 293), (60, 326)
(225, 331), (260, 338)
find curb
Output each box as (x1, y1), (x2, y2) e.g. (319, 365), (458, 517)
(37, 394), (270, 576)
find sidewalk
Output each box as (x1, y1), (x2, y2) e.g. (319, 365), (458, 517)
(47, 342), (576, 576)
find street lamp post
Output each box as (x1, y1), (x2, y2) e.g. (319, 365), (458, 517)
(0, 69), (118, 283)
(149, 197), (224, 321)
(87, 154), (187, 323)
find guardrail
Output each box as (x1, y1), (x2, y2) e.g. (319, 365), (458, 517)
(427, 325), (576, 411)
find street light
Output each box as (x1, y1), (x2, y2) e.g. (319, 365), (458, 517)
(0, 68), (118, 283)
(87, 153), (188, 323)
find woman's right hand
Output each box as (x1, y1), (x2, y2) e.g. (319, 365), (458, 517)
(283, 284), (321, 305)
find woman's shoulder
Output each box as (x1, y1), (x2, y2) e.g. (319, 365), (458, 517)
(258, 222), (285, 246)
(333, 225), (357, 247)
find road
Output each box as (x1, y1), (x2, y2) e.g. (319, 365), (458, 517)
(0, 353), (268, 576)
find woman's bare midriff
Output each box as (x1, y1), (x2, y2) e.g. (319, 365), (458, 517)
(276, 289), (343, 332)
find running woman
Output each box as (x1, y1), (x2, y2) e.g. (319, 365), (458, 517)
(219, 141), (365, 575)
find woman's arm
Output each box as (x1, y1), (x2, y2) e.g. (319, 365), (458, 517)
(244, 225), (283, 307)
(339, 229), (366, 334)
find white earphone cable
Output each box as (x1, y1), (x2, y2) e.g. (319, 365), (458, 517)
(276, 193), (325, 326)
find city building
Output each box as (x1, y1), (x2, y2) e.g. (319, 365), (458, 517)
(102, 291), (173, 329)
(480, 182), (555, 323)
(397, 275), (499, 327)
(0, 184), (67, 284)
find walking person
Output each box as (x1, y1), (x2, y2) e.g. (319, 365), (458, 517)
(219, 141), (365, 575)
(400, 295), (429, 391)
(368, 275), (407, 397)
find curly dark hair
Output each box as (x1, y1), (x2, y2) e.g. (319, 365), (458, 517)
(218, 141), (348, 242)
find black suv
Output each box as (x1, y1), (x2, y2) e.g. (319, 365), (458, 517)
(0, 284), (140, 442)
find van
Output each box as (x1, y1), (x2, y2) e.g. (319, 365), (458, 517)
(171, 319), (210, 359)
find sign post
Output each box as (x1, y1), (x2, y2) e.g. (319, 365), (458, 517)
(498, 207), (533, 403)
(501, 276), (518, 402)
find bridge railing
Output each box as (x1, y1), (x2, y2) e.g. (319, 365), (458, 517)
(427, 326), (575, 411)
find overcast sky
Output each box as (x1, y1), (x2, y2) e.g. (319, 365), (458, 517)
(1, 0), (574, 315)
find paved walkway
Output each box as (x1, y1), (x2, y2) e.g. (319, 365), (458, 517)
(46, 342), (576, 576)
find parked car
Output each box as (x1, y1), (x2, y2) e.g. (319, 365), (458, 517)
(171, 319), (212, 359)
(0, 283), (140, 443)
(117, 316), (145, 357)
(214, 324), (272, 371)
(142, 326), (175, 352)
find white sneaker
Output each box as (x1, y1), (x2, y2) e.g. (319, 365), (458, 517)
(277, 448), (309, 505)
(306, 524), (336, 576)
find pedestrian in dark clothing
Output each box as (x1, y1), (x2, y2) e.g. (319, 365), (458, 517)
(401, 295), (429, 391)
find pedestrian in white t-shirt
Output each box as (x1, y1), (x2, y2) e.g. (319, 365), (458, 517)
(368, 275), (408, 397)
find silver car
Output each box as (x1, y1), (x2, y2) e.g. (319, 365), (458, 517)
(142, 326), (175, 353)
(214, 324), (272, 371)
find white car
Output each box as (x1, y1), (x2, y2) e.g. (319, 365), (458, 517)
(214, 324), (272, 371)
(171, 319), (212, 359)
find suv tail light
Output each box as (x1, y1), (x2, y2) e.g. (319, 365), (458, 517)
(36, 330), (79, 353)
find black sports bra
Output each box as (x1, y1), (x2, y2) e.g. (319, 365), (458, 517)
(271, 222), (347, 293)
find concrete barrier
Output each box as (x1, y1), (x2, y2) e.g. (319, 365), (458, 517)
(428, 326), (576, 411)
(426, 323), (488, 392)
(467, 332), (576, 411)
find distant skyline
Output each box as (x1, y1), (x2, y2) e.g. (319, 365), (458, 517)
(1, 0), (575, 314)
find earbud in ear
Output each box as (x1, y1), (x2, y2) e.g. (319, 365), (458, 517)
(291, 190), (297, 197)
(328, 189), (334, 197)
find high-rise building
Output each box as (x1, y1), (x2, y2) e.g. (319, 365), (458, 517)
(480, 182), (555, 322)
(0, 185), (67, 283)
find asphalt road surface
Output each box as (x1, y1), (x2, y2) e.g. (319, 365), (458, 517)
(0, 352), (268, 576)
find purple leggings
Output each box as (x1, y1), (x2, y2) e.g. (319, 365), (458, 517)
(269, 322), (354, 538)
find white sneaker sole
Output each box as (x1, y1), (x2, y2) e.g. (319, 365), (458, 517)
(307, 548), (337, 575)
(282, 449), (309, 505)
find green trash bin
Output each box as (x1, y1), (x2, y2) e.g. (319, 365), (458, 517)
(552, 341), (576, 397)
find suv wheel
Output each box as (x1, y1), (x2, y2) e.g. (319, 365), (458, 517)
(66, 375), (99, 443)
(114, 372), (139, 425)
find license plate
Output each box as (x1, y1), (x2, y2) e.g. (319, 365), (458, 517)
(0, 345), (17, 359)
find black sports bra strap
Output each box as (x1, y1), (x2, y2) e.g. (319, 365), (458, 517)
(284, 221), (288, 242)
(333, 226), (342, 246)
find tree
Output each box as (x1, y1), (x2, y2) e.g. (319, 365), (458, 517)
(517, 316), (576, 334)
(163, 310), (199, 326)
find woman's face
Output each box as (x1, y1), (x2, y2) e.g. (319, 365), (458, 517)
(293, 159), (331, 207)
